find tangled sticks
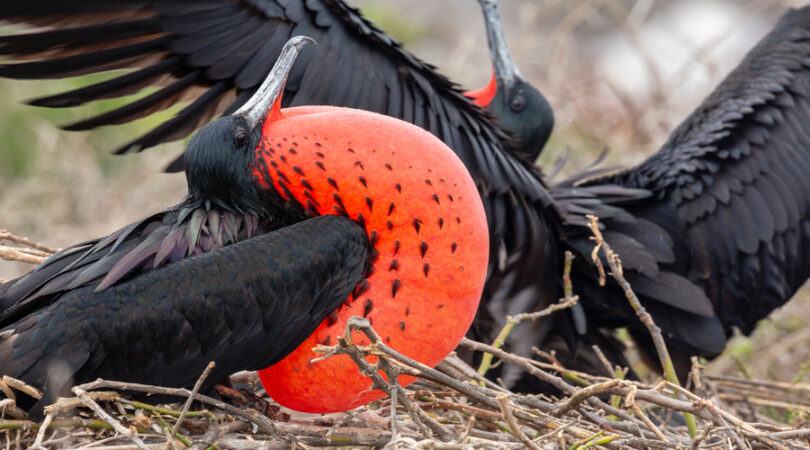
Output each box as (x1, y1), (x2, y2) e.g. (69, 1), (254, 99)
(2, 226), (810, 448)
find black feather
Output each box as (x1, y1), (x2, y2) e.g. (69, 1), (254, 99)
(1, 215), (368, 414)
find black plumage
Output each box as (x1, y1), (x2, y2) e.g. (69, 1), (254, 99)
(0, 0), (538, 199)
(473, 3), (810, 378)
(0, 205), (279, 316)
(1, 214), (368, 413)
(585, 8), (810, 370)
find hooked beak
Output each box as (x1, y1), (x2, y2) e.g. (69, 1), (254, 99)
(476, 0), (522, 91)
(234, 35), (316, 130)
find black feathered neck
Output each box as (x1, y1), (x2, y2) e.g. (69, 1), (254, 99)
(183, 116), (306, 224)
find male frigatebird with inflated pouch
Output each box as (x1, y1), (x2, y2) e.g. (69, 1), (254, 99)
(465, 0), (810, 384)
(0, 36), (489, 415)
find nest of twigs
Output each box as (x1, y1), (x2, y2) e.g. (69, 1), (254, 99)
(2, 324), (810, 449)
(2, 223), (810, 449)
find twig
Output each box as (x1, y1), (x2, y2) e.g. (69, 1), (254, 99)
(0, 380), (15, 402)
(586, 214), (697, 437)
(123, 401), (215, 420)
(0, 230), (59, 266)
(767, 428), (810, 440)
(31, 414), (51, 449)
(477, 251), (578, 380)
(439, 356), (510, 393)
(0, 246), (52, 264)
(553, 379), (622, 416)
(585, 215), (676, 382)
(315, 316), (452, 441)
(73, 379), (281, 438)
(530, 348), (592, 387)
(44, 391), (120, 415)
(496, 394), (541, 450)
(192, 420), (249, 450)
(0, 230), (59, 254)
(389, 365), (401, 441)
(630, 403), (667, 442)
(2, 376), (42, 400)
(71, 386), (149, 450)
(592, 345), (618, 378)
(170, 361), (214, 439)
(314, 319), (599, 441)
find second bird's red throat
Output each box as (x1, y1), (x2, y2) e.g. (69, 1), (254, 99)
(464, 72), (498, 108)
(253, 105), (489, 413)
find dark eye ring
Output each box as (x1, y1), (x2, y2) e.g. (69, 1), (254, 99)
(234, 130), (247, 147)
(511, 93), (526, 112)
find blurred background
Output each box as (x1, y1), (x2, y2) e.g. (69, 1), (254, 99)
(1, 0), (808, 381)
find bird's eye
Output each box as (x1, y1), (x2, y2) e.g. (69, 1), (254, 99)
(233, 129), (247, 147)
(511, 93), (526, 112)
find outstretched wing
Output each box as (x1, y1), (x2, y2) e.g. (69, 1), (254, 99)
(597, 6), (810, 360)
(0, 0), (543, 200)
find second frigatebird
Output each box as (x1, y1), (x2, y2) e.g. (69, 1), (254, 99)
(0, 36), (489, 414)
(467, 0), (810, 382)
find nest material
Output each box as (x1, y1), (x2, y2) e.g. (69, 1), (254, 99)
(2, 222), (810, 449)
(2, 329), (810, 449)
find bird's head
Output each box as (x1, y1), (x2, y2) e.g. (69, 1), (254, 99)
(464, 0), (554, 163)
(183, 36), (314, 220)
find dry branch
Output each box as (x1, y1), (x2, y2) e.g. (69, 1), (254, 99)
(0, 230), (59, 266)
(477, 251), (579, 381)
(587, 214), (698, 436)
(0, 230), (59, 254)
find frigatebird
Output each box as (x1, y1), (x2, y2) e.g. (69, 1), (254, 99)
(0, 36), (489, 415)
(2, 0), (809, 383)
(467, 0), (810, 380)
